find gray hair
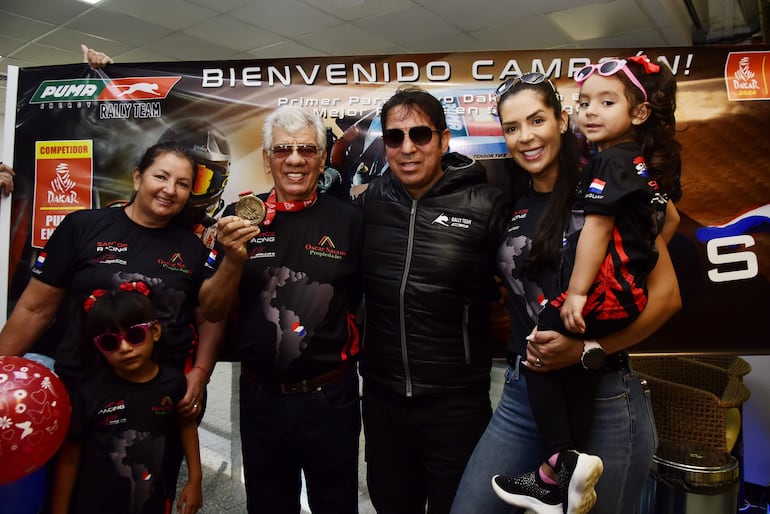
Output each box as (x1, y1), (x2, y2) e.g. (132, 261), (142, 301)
(262, 105), (326, 153)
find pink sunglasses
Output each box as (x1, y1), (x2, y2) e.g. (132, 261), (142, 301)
(574, 59), (648, 102)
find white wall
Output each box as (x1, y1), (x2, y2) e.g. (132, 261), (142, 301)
(0, 113), (5, 161)
(742, 355), (770, 487)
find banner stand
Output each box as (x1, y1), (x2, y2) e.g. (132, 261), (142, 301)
(1, 64), (19, 324)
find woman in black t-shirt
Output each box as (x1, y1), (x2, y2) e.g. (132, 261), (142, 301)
(0, 141), (216, 418)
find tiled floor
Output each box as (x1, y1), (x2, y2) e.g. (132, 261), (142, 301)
(178, 360), (508, 513)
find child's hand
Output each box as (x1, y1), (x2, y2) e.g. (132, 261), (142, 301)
(177, 482), (203, 514)
(560, 294), (587, 334)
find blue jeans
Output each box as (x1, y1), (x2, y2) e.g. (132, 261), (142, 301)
(450, 359), (656, 514)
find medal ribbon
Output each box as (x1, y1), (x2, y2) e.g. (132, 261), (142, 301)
(262, 189), (318, 226)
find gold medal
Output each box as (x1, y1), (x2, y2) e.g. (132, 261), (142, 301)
(235, 192), (266, 225)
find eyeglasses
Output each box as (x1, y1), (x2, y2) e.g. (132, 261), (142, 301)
(93, 321), (154, 353)
(495, 73), (557, 100)
(270, 144), (320, 159)
(574, 59), (648, 101)
(382, 126), (439, 148)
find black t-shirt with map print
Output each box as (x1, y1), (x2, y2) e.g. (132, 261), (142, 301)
(215, 193), (363, 383)
(66, 365), (186, 514)
(30, 207), (211, 387)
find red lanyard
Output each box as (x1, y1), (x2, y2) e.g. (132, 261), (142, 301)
(262, 189), (317, 226)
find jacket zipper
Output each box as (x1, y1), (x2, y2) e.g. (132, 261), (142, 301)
(361, 293), (366, 351)
(399, 199), (418, 397)
(463, 303), (471, 364)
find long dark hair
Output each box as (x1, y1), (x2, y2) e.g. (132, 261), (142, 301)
(497, 78), (580, 274)
(621, 57), (682, 201)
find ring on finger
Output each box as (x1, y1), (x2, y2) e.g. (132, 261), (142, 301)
(534, 358), (543, 368)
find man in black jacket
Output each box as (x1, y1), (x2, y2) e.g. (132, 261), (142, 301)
(357, 86), (511, 514)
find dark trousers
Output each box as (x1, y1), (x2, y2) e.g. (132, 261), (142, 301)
(239, 370), (361, 514)
(530, 303), (630, 456)
(362, 386), (491, 514)
(523, 364), (598, 456)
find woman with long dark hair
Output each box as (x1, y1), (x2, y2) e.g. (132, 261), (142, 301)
(451, 73), (681, 514)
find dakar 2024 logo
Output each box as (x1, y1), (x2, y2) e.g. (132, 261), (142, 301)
(725, 51), (770, 101)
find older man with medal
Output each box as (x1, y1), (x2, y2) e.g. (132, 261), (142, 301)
(234, 192), (266, 225)
(199, 105), (363, 514)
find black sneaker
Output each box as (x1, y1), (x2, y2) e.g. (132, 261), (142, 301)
(555, 450), (603, 514)
(492, 471), (564, 514)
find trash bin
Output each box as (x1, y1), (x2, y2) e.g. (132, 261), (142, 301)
(639, 441), (740, 514)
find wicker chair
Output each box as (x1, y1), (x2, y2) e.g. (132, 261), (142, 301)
(630, 356), (751, 453)
(681, 356), (751, 379)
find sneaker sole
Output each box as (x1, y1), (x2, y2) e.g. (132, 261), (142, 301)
(566, 455), (603, 514)
(491, 476), (563, 514)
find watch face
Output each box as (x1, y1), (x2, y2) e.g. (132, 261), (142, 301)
(583, 348), (606, 370)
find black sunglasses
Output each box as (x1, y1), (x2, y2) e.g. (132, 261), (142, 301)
(93, 321), (154, 353)
(270, 144), (320, 159)
(495, 72), (558, 100)
(382, 126), (439, 148)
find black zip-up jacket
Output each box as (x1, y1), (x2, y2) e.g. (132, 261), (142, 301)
(358, 152), (511, 397)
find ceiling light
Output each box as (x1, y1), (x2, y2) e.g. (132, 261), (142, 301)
(78, 0), (103, 4)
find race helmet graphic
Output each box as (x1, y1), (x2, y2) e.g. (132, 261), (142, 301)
(158, 119), (231, 227)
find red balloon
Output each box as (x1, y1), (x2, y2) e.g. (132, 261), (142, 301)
(0, 356), (71, 485)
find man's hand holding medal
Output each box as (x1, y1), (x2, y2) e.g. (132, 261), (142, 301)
(215, 193), (264, 267)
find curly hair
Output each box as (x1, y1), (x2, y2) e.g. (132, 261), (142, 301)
(621, 57), (683, 201)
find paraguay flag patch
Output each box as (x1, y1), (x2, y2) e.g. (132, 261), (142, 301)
(34, 252), (47, 268)
(587, 178), (606, 195)
(292, 321), (306, 337)
(205, 249), (218, 267)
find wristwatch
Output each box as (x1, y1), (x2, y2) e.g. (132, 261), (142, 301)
(581, 340), (606, 370)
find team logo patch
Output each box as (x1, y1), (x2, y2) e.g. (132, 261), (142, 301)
(432, 214), (450, 226)
(157, 252), (191, 274)
(432, 213), (472, 229)
(305, 236), (347, 260)
(633, 156), (649, 177)
(151, 395), (175, 415)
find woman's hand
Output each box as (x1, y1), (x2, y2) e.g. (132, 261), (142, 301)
(178, 367), (208, 418)
(524, 327), (582, 372)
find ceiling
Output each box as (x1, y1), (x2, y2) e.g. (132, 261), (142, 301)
(0, 0), (763, 120)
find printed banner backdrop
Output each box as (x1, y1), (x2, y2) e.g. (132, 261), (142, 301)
(3, 45), (770, 354)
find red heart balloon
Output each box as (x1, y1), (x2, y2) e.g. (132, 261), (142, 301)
(0, 356), (71, 485)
